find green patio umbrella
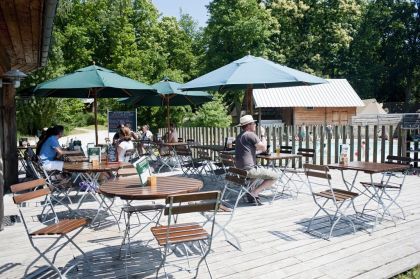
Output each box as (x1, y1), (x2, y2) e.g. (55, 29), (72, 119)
(33, 64), (157, 144)
(121, 78), (212, 130)
(180, 55), (327, 114)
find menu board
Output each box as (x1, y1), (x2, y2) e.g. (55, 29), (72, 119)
(88, 147), (101, 163)
(108, 111), (137, 133)
(107, 144), (118, 162)
(133, 156), (150, 186)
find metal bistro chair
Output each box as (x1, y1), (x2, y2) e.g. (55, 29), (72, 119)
(359, 155), (411, 225)
(283, 147), (314, 196)
(203, 167), (257, 250)
(176, 145), (204, 177)
(304, 164), (359, 240)
(11, 179), (89, 278)
(118, 157), (165, 258)
(151, 191), (221, 278)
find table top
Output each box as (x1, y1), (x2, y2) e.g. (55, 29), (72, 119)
(99, 176), (203, 200)
(162, 142), (189, 146)
(62, 150), (84, 156)
(66, 155), (107, 163)
(257, 153), (302, 160)
(190, 144), (226, 152)
(63, 162), (131, 173)
(328, 161), (410, 174)
(17, 145), (36, 150)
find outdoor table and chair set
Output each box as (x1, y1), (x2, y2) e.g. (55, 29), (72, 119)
(12, 139), (413, 278)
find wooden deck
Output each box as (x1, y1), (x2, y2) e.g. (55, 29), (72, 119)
(1, 170), (420, 278)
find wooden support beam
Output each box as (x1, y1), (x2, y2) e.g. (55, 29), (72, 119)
(0, 80), (4, 231)
(1, 84), (18, 191)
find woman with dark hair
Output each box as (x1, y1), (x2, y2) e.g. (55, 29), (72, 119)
(117, 127), (134, 162)
(38, 125), (65, 171)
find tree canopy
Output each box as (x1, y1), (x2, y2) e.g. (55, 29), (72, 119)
(17, 0), (419, 135)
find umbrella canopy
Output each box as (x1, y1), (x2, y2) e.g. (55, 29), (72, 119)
(122, 78), (212, 106)
(33, 65), (157, 144)
(180, 55), (327, 113)
(121, 78), (212, 129)
(180, 55), (326, 91)
(34, 65), (156, 98)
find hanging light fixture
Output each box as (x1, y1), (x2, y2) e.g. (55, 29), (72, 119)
(0, 69), (27, 88)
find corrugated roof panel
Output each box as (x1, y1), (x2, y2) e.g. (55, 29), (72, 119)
(253, 79), (364, 108)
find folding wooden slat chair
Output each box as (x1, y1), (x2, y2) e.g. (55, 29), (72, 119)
(202, 167), (257, 251)
(151, 191), (221, 278)
(304, 164), (359, 239)
(11, 180), (89, 278)
(282, 147), (314, 196)
(359, 155), (411, 225)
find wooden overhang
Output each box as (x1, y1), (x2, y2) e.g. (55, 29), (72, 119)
(0, 0), (57, 76)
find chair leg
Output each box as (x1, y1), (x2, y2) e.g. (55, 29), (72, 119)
(156, 245), (168, 278)
(195, 239), (212, 279)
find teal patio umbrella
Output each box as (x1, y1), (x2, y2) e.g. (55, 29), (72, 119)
(33, 65), (157, 144)
(121, 78), (212, 129)
(180, 55), (327, 113)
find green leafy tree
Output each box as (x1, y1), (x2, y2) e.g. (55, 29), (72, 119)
(186, 94), (232, 127)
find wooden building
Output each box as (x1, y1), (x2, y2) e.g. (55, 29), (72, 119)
(253, 79), (364, 125)
(0, 0), (57, 229)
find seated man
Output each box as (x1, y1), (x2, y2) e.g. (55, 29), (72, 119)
(235, 115), (278, 205)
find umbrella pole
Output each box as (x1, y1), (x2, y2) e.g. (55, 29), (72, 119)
(93, 91), (98, 145)
(166, 100), (170, 133)
(246, 85), (253, 115)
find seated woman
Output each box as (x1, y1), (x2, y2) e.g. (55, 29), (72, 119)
(37, 125), (65, 171)
(139, 125), (153, 154)
(116, 127), (135, 162)
(166, 123), (178, 143)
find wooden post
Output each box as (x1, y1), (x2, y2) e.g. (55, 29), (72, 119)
(0, 85), (5, 230)
(381, 125), (386, 163)
(334, 126), (339, 163)
(357, 126), (362, 161)
(373, 125), (378, 163)
(365, 125), (370, 162)
(246, 85), (253, 114)
(320, 125), (324, 165)
(389, 125), (394, 157)
(2, 84), (18, 191)
(93, 91), (98, 145)
(349, 126), (354, 162)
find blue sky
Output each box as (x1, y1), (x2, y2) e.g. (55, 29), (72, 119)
(151, 0), (210, 27)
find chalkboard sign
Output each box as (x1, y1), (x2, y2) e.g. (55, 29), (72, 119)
(107, 144), (118, 162)
(402, 114), (420, 129)
(108, 111), (137, 133)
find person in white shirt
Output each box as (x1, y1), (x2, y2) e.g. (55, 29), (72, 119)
(117, 127), (134, 162)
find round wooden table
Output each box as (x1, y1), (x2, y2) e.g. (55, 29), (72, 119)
(99, 176), (203, 200)
(63, 162), (131, 173)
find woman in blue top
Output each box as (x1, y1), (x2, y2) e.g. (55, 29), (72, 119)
(37, 125), (65, 171)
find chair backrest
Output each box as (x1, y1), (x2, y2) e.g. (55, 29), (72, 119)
(123, 148), (137, 162)
(178, 137), (184, 142)
(298, 148), (315, 162)
(280, 145), (293, 154)
(164, 191), (220, 216)
(10, 179), (57, 233)
(303, 164), (331, 180)
(224, 137), (236, 150)
(386, 155), (412, 165)
(220, 153), (235, 168)
(197, 150), (212, 161)
(175, 145), (192, 156)
(10, 178), (47, 196)
(224, 167), (248, 186)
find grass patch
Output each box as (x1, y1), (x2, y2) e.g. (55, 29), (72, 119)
(68, 125), (108, 135)
(394, 265), (420, 279)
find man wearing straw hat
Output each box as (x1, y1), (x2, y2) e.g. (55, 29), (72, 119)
(235, 115), (279, 205)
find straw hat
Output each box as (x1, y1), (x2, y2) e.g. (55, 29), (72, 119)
(236, 115), (257, 127)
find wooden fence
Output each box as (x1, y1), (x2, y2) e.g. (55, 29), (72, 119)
(159, 125), (419, 167)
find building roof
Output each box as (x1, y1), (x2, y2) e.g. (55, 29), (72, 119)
(0, 0), (57, 75)
(253, 79), (364, 108)
(356, 99), (387, 115)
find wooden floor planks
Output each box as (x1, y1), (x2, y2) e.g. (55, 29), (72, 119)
(0, 170), (419, 278)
